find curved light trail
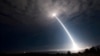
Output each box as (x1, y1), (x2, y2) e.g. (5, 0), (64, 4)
(52, 14), (79, 51)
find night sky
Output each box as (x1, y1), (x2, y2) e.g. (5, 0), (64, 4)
(0, 0), (100, 53)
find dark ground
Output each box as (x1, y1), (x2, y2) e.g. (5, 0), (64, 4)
(1, 46), (100, 56)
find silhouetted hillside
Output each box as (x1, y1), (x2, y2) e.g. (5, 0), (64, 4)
(1, 46), (100, 56)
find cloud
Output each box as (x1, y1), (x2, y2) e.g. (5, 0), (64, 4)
(0, 0), (100, 26)
(38, 0), (86, 18)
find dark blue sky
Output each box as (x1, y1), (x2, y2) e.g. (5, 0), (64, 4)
(0, 0), (100, 53)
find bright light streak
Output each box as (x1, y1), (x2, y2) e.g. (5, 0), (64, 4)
(54, 15), (80, 51)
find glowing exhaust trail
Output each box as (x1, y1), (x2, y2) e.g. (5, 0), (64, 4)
(51, 13), (90, 52)
(55, 16), (76, 46)
(53, 14), (79, 50)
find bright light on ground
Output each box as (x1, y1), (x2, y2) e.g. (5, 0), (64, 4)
(71, 47), (81, 52)
(70, 46), (91, 53)
(48, 46), (91, 53)
(71, 45), (80, 52)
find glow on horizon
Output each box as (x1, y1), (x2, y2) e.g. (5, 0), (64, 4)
(51, 13), (80, 52)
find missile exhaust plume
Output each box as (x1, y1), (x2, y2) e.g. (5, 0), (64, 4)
(54, 15), (79, 51)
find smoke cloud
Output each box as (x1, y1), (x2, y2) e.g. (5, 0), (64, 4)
(0, 0), (100, 26)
